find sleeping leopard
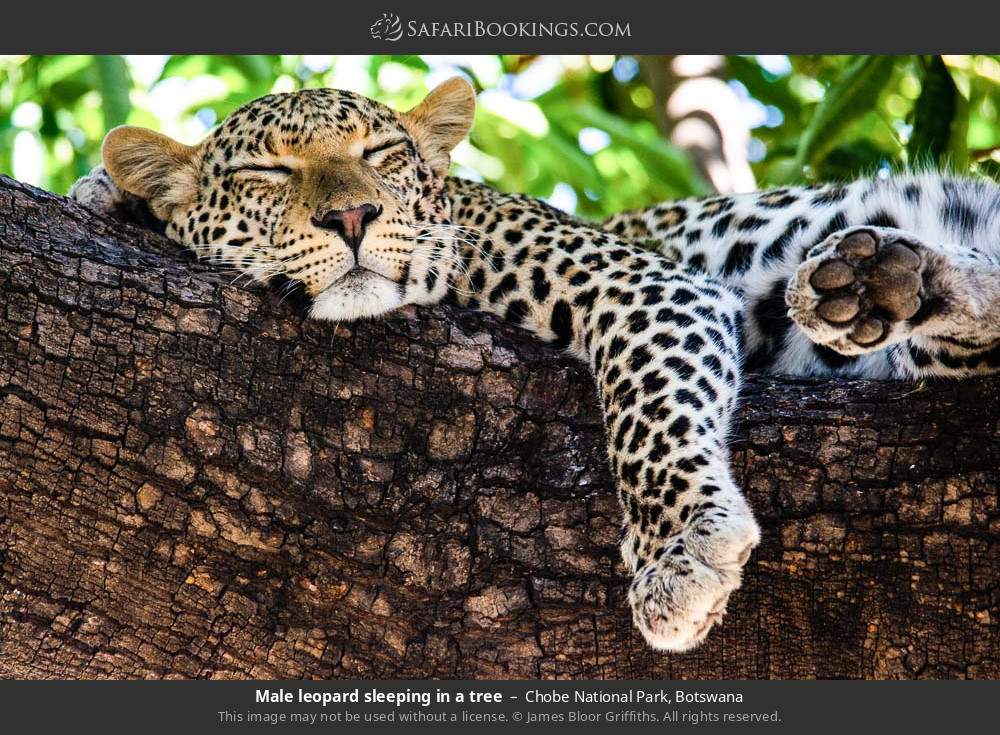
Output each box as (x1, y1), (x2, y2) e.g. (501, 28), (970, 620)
(69, 78), (1000, 653)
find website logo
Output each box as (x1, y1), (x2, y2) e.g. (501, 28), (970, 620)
(370, 13), (404, 41)
(367, 16), (631, 41)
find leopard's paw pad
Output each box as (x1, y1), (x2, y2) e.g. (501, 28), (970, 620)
(787, 227), (937, 355)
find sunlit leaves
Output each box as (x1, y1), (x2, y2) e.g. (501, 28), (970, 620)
(736, 55), (990, 186)
(545, 100), (707, 200)
(795, 55), (897, 169)
(1, 53), (997, 208)
(908, 55), (969, 169)
(93, 55), (132, 129)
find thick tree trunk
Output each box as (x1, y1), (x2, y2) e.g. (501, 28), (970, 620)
(1, 175), (997, 680)
(640, 55), (756, 194)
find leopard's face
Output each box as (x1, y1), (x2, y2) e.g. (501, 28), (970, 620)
(101, 79), (476, 320)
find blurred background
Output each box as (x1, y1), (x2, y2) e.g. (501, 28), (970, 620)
(0, 54), (997, 218)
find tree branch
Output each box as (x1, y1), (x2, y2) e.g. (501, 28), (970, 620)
(1, 175), (997, 679)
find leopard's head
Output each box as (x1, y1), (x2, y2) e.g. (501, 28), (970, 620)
(101, 78), (475, 320)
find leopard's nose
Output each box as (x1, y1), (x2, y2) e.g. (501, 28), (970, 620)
(311, 203), (381, 254)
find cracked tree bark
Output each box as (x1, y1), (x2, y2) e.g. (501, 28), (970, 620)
(1, 174), (998, 680)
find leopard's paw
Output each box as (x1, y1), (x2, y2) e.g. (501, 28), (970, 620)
(68, 166), (128, 215)
(628, 507), (759, 651)
(68, 166), (158, 228)
(787, 226), (944, 355)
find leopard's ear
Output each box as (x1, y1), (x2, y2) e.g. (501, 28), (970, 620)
(403, 77), (476, 176)
(102, 126), (199, 219)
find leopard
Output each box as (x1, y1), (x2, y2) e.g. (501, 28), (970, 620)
(69, 78), (1000, 653)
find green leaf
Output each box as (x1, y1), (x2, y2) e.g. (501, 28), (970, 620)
(36, 55), (92, 87)
(92, 55), (132, 129)
(795, 55), (898, 168)
(907, 56), (969, 169)
(222, 55), (277, 85)
(387, 55), (430, 72)
(726, 56), (802, 120)
(545, 101), (708, 197)
(158, 55), (210, 81)
(539, 130), (603, 192)
(764, 156), (807, 186)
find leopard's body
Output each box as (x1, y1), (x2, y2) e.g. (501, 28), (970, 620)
(604, 173), (1000, 378)
(69, 81), (1000, 652)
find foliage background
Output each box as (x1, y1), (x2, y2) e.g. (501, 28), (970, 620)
(1, 54), (998, 218)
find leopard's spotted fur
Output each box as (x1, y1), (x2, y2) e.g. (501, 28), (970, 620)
(70, 80), (1000, 652)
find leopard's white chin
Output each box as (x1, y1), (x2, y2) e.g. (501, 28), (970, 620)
(310, 268), (403, 321)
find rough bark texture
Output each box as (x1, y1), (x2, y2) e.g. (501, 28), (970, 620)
(1, 175), (998, 680)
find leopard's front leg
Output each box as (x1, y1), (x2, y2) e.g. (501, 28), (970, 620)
(589, 271), (760, 651)
(445, 181), (761, 650)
